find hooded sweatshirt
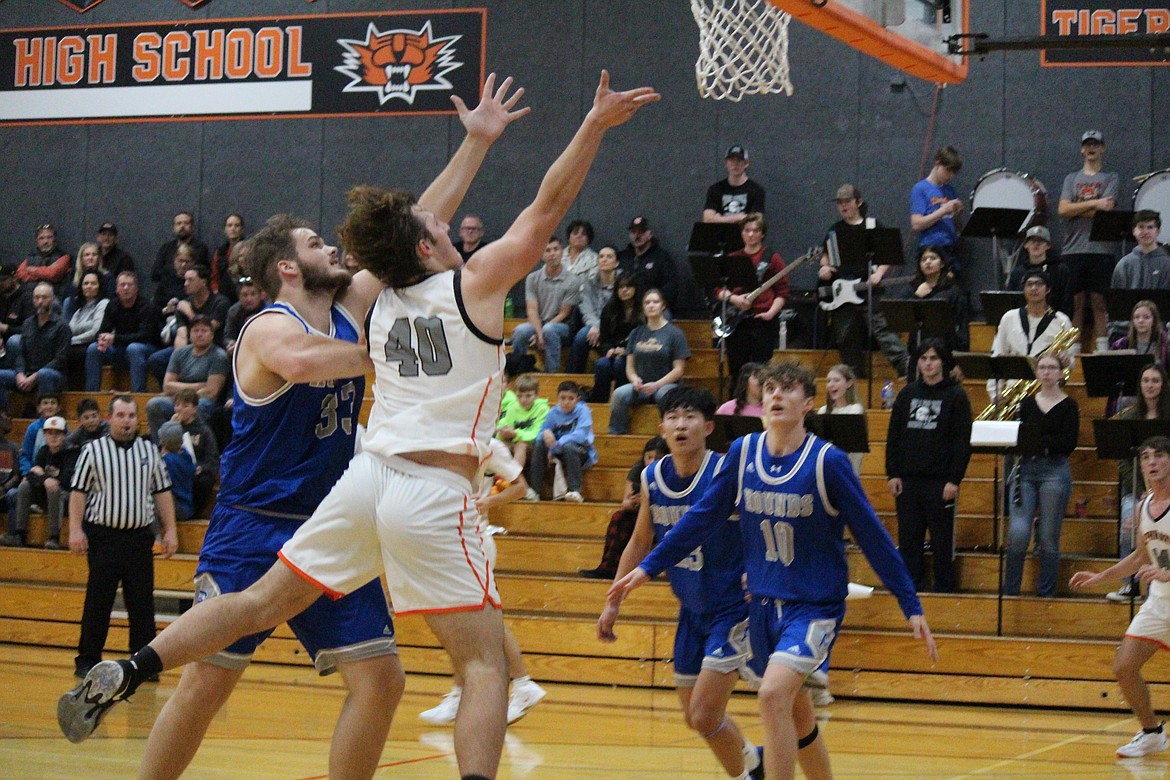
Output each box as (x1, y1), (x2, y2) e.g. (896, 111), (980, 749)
(885, 376), (972, 484)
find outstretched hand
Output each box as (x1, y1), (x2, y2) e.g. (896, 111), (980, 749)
(587, 70), (661, 130)
(909, 614), (938, 663)
(607, 566), (649, 603)
(452, 73), (530, 144)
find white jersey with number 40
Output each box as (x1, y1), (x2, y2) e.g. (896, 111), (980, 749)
(361, 270), (504, 463)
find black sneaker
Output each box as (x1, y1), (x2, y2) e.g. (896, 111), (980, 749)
(57, 660), (132, 743)
(578, 567), (614, 579)
(43, 538), (64, 551)
(0, 532), (24, 547)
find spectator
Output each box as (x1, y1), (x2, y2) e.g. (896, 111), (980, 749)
(578, 435), (667, 579)
(886, 338), (972, 593)
(617, 216), (684, 316)
(712, 212), (788, 378)
(818, 363), (866, 475)
(223, 276), (265, 355)
(1059, 130), (1121, 353)
(528, 380), (597, 502)
(66, 270), (110, 383)
(910, 146), (964, 271)
(1008, 226), (1072, 317)
(151, 211), (210, 290)
(68, 394), (176, 678)
(455, 213), (489, 262)
(145, 316), (228, 436)
(0, 264), (32, 364)
(496, 374), (549, 475)
(1109, 300), (1169, 415)
(153, 242), (196, 314)
(64, 397), (109, 452)
(608, 288), (690, 434)
(210, 213), (245, 302)
(589, 272), (641, 402)
(716, 361), (765, 416)
(1107, 363), (1170, 603)
(156, 421), (195, 522)
(510, 237), (581, 373)
(63, 242), (114, 315)
(1003, 353), (1080, 597)
(568, 244), (619, 373)
(229, 238), (252, 280)
(562, 219), (599, 280)
(18, 392), (63, 476)
(702, 144), (765, 223)
(0, 282), (70, 406)
(1113, 210), (1170, 290)
(18, 223), (72, 298)
(86, 271), (161, 393)
(5, 415), (74, 550)
(0, 412), (24, 546)
(988, 269), (1074, 405)
(907, 245), (969, 356)
(169, 388), (219, 514)
(95, 222), (136, 277)
(149, 263), (230, 386)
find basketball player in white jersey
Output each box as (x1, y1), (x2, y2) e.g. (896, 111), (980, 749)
(1071, 435), (1170, 758)
(59, 71), (658, 780)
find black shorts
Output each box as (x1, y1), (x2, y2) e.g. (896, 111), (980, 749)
(1064, 253), (1116, 295)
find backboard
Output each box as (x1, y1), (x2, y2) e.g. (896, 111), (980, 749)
(769, 0), (968, 83)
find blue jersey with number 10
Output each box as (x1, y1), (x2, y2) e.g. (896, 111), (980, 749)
(647, 450), (744, 615)
(215, 302), (365, 519)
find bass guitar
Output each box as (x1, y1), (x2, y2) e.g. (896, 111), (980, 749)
(712, 247), (822, 339)
(817, 273), (916, 312)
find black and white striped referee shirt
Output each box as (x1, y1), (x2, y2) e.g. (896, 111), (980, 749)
(70, 435), (172, 530)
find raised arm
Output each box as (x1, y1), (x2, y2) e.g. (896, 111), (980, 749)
(464, 71), (659, 301)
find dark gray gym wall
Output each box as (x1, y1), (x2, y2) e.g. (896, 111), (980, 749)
(0, 0), (1165, 301)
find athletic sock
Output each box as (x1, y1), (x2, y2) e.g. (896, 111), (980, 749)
(125, 646), (163, 696)
(742, 737), (760, 770)
(462, 775), (493, 780)
(511, 675), (532, 686)
(1144, 723), (1165, 734)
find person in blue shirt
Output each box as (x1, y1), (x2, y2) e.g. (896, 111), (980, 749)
(156, 422), (195, 522)
(910, 145), (964, 271)
(608, 360), (937, 780)
(528, 380), (597, 502)
(598, 386), (764, 780)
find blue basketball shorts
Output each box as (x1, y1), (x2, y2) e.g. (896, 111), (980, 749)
(746, 597), (845, 689)
(672, 602), (751, 687)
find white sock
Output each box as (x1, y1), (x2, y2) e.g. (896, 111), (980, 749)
(742, 736), (759, 770)
(449, 685), (462, 697)
(512, 675), (532, 688)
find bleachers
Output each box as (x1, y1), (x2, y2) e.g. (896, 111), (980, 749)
(0, 319), (1145, 710)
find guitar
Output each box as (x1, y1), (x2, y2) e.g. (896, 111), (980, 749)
(817, 273), (916, 311)
(712, 247), (822, 339)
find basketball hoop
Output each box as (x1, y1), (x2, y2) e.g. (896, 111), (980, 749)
(691, 0), (793, 101)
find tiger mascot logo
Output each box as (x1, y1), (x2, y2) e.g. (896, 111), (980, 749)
(335, 21), (462, 106)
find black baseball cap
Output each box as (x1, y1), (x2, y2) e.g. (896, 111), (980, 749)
(97, 222), (118, 235)
(628, 216), (650, 232)
(725, 144), (748, 160)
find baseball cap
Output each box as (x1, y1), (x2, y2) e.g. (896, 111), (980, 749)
(0, 264), (15, 279)
(98, 222), (118, 235)
(834, 184), (862, 202)
(628, 216), (650, 232)
(1024, 225), (1051, 243)
(157, 421), (184, 450)
(725, 144), (748, 160)
(1081, 130), (1104, 144)
(43, 416), (66, 432)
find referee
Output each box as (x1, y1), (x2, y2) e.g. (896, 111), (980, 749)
(69, 394), (177, 678)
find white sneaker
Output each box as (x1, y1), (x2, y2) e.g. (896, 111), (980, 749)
(552, 462), (568, 499)
(521, 488), (539, 502)
(563, 491), (584, 503)
(811, 688), (835, 707)
(507, 681), (547, 724)
(1118, 727), (1170, 757)
(1106, 583), (1141, 603)
(418, 688), (461, 725)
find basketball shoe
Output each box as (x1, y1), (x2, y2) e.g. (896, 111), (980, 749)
(1118, 726), (1170, 758)
(57, 660), (134, 743)
(507, 678), (547, 723)
(418, 687), (461, 725)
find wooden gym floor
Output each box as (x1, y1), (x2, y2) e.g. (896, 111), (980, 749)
(1, 645), (1166, 779)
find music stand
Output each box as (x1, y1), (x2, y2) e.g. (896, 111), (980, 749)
(835, 226), (905, 406)
(961, 207), (1031, 288)
(688, 249), (757, 400)
(880, 299), (954, 378)
(953, 353), (1035, 415)
(807, 413), (869, 454)
(687, 222), (744, 258)
(1090, 210), (1135, 245)
(709, 414), (764, 454)
(1104, 289), (1170, 323)
(979, 291), (1024, 326)
(1081, 353), (1154, 402)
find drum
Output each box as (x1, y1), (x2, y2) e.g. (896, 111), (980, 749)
(970, 169), (1048, 232)
(1134, 169), (1170, 244)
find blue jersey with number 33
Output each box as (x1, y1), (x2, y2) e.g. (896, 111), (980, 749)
(215, 302), (365, 519)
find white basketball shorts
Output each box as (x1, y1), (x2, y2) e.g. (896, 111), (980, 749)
(1126, 594), (1170, 650)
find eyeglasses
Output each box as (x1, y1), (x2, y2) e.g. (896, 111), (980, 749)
(1023, 280), (1047, 288)
(461, 225), (483, 232)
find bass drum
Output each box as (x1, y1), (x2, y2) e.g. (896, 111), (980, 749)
(970, 169), (1048, 232)
(1135, 169), (1170, 244)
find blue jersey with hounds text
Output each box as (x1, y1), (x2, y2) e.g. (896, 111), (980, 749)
(646, 450), (744, 615)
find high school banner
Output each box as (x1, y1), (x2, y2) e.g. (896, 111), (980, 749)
(0, 9), (486, 125)
(1042, 1), (1170, 65)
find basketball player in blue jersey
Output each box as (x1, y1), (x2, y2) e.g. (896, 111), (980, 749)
(609, 361), (937, 780)
(60, 72), (658, 780)
(598, 386), (764, 780)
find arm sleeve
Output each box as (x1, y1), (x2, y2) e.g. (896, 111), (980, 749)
(1104, 174), (1120, 202)
(639, 439), (742, 576)
(555, 404), (595, 450)
(578, 281), (602, 328)
(752, 184), (765, 214)
(826, 450), (923, 617)
(70, 444), (94, 492)
(1043, 398), (1080, 456)
(19, 425), (36, 474)
(44, 323), (70, 373)
(947, 388), (973, 484)
(704, 183), (721, 212)
(208, 348), (230, 378)
(910, 182), (929, 216)
(150, 448), (174, 493)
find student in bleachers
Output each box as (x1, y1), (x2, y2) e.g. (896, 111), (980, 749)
(66, 271), (110, 385)
(64, 398), (108, 453)
(818, 363), (865, 475)
(579, 435), (666, 579)
(716, 362), (764, 417)
(1106, 363), (1170, 603)
(908, 245), (969, 355)
(496, 374), (549, 481)
(608, 288), (690, 434)
(589, 272), (641, 402)
(529, 380), (597, 502)
(1109, 300), (1169, 414)
(5, 415), (74, 550)
(567, 245), (619, 373)
(168, 388), (219, 516)
(156, 421), (194, 523)
(18, 393), (63, 476)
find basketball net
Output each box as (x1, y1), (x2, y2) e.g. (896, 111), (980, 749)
(691, 0), (793, 101)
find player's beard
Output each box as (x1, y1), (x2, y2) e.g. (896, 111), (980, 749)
(300, 260), (352, 296)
